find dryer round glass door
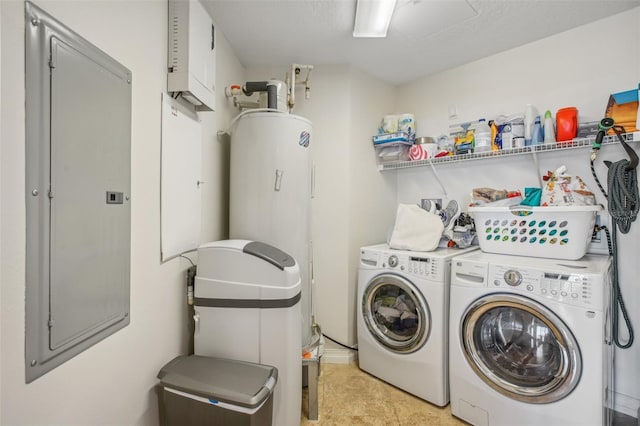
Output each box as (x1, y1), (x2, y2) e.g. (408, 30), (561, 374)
(362, 274), (430, 353)
(461, 293), (581, 403)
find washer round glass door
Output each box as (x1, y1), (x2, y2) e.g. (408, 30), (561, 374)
(461, 294), (581, 403)
(362, 274), (430, 353)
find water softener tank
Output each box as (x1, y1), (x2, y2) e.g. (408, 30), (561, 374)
(229, 111), (314, 349)
(194, 240), (302, 426)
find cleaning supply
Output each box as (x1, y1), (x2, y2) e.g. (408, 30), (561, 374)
(524, 104), (536, 145)
(473, 119), (492, 153)
(556, 107), (578, 142)
(454, 130), (474, 155)
(490, 121), (501, 150)
(543, 110), (556, 143)
(530, 116), (543, 145)
(397, 113), (416, 140)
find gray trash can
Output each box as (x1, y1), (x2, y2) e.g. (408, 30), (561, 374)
(157, 355), (277, 426)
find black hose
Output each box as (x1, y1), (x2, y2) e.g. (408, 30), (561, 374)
(322, 334), (358, 351)
(591, 151), (636, 349)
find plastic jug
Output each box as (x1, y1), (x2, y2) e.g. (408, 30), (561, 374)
(473, 119), (492, 153)
(556, 107), (578, 142)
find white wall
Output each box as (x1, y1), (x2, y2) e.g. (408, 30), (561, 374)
(242, 65), (397, 346)
(0, 4), (3, 423)
(0, 0), (243, 424)
(345, 68), (397, 345)
(397, 8), (639, 136)
(395, 8), (640, 417)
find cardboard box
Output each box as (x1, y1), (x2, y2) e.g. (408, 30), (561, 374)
(605, 84), (639, 133)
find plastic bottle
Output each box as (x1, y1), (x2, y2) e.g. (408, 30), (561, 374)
(543, 110), (556, 143)
(556, 107), (578, 142)
(531, 116), (543, 145)
(473, 119), (492, 153)
(524, 104), (536, 146)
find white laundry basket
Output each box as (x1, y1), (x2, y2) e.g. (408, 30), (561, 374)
(469, 205), (603, 260)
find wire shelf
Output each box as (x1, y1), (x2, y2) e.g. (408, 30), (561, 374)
(378, 131), (640, 171)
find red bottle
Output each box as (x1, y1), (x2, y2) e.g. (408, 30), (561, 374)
(556, 107), (578, 142)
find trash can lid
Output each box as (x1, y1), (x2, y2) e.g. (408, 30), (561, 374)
(157, 355), (277, 409)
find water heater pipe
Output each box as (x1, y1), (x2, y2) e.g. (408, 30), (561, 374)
(224, 84), (242, 98)
(287, 63), (313, 112)
(242, 81), (278, 109)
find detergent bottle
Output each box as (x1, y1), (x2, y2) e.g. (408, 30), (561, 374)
(531, 116), (543, 145)
(543, 110), (556, 143)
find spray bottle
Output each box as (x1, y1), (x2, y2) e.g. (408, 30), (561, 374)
(524, 104), (536, 146)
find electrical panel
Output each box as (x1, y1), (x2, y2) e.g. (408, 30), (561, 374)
(25, 2), (131, 382)
(168, 0), (216, 111)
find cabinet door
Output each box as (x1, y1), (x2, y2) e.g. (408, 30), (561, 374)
(188, 0), (216, 94)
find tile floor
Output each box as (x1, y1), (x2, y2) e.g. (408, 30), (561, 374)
(301, 361), (466, 425)
(300, 361), (638, 426)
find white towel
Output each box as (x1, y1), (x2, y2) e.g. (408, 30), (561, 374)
(388, 204), (444, 252)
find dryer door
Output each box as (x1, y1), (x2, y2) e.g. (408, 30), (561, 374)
(461, 293), (581, 403)
(361, 274), (430, 353)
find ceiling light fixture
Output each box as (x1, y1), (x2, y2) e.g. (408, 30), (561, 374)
(353, 0), (397, 38)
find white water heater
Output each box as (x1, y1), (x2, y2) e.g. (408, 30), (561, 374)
(230, 111), (313, 348)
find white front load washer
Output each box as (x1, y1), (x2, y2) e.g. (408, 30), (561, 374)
(449, 251), (613, 426)
(357, 243), (478, 406)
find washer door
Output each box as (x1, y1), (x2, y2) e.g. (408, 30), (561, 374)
(362, 274), (430, 353)
(461, 294), (581, 403)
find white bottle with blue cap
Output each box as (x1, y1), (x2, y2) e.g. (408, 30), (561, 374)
(473, 118), (492, 153)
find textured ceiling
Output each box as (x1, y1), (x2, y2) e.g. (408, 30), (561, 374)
(203, 0), (640, 85)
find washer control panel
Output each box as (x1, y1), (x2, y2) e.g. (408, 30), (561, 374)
(405, 256), (441, 280)
(503, 270), (522, 286)
(364, 251), (443, 280)
(488, 264), (603, 310)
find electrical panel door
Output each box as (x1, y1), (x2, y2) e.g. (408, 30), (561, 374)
(48, 37), (131, 350)
(25, 2), (132, 382)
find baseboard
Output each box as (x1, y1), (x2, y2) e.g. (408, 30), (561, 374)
(321, 347), (357, 364)
(614, 391), (640, 418)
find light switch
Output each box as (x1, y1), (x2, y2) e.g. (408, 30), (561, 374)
(448, 105), (458, 120)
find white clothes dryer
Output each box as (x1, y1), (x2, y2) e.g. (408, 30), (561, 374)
(449, 251), (613, 426)
(357, 243), (478, 406)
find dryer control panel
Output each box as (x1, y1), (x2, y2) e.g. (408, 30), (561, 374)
(488, 264), (605, 310)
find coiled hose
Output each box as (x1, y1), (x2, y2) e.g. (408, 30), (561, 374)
(591, 142), (637, 349)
